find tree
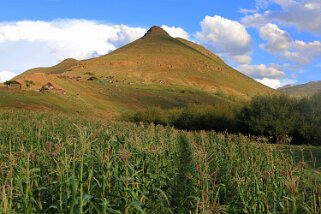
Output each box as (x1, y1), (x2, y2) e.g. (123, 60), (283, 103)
(239, 95), (298, 144)
(294, 93), (321, 145)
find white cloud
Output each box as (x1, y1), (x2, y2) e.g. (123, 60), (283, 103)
(259, 23), (321, 65)
(242, 13), (269, 28)
(0, 20), (147, 62)
(239, 64), (285, 79)
(255, 0), (271, 10)
(255, 78), (281, 89)
(239, 8), (257, 14)
(196, 15), (252, 64)
(237, 63), (298, 89)
(242, 0), (321, 35)
(0, 20), (193, 76)
(255, 77), (297, 89)
(259, 23), (291, 51)
(161, 25), (190, 39)
(0, 70), (16, 83)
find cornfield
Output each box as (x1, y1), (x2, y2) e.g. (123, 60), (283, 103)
(0, 111), (320, 213)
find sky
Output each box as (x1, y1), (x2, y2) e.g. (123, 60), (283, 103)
(0, 0), (320, 88)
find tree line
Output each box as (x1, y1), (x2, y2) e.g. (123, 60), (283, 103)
(127, 93), (321, 145)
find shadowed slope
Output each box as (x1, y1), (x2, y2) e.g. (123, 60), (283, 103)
(279, 81), (321, 96)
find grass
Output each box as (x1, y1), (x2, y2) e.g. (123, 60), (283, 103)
(11, 26), (275, 119)
(0, 89), (89, 115)
(0, 110), (320, 213)
(279, 145), (321, 192)
(1, 26), (277, 121)
(280, 145), (321, 169)
(279, 81), (321, 97)
(0, 80), (238, 120)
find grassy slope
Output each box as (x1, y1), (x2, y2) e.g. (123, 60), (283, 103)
(278, 81), (321, 96)
(72, 27), (274, 96)
(0, 82), (234, 119)
(4, 27), (276, 118)
(17, 58), (79, 76)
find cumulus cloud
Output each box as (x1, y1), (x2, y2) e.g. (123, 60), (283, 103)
(255, 78), (297, 89)
(196, 15), (252, 64)
(259, 23), (321, 66)
(161, 25), (190, 39)
(259, 23), (291, 51)
(0, 20), (193, 75)
(0, 70), (16, 83)
(255, 78), (282, 89)
(238, 64), (285, 79)
(242, 0), (321, 35)
(237, 63), (298, 89)
(0, 20), (147, 62)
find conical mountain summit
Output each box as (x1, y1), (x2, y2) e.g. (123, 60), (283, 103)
(11, 26), (275, 117)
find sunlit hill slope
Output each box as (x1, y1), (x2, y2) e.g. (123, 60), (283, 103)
(1, 26), (275, 118)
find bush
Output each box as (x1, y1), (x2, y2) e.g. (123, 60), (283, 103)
(25, 80), (35, 88)
(294, 93), (321, 145)
(132, 107), (169, 124)
(128, 93), (321, 146)
(238, 95), (298, 144)
(84, 72), (94, 75)
(87, 76), (98, 81)
(130, 104), (239, 132)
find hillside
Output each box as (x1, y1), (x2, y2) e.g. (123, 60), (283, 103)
(2, 26), (276, 118)
(278, 81), (321, 96)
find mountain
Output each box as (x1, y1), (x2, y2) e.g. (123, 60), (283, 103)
(1, 26), (275, 118)
(278, 81), (321, 96)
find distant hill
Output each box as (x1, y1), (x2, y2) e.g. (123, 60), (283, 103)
(278, 81), (321, 96)
(2, 26), (276, 119)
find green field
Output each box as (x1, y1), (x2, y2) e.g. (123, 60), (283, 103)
(0, 110), (320, 213)
(281, 145), (321, 169)
(0, 82), (238, 120)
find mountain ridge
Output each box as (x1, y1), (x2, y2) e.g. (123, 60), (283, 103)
(278, 80), (321, 96)
(2, 26), (276, 118)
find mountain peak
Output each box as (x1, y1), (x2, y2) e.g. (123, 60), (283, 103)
(143, 26), (170, 38)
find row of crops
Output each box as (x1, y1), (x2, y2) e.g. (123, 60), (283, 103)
(0, 111), (320, 213)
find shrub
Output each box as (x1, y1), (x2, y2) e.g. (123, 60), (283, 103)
(25, 80), (35, 88)
(294, 93), (321, 145)
(130, 104), (239, 132)
(84, 72), (94, 75)
(87, 76), (98, 81)
(238, 95), (298, 144)
(129, 94), (321, 145)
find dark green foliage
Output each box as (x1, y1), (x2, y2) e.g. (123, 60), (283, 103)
(3, 80), (20, 86)
(173, 104), (238, 132)
(87, 76), (98, 81)
(132, 107), (170, 125)
(24, 80), (35, 88)
(130, 104), (239, 132)
(238, 93), (321, 145)
(130, 93), (321, 145)
(293, 93), (321, 145)
(238, 95), (298, 144)
(84, 72), (94, 76)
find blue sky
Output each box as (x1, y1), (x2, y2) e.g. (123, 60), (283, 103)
(0, 0), (320, 88)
